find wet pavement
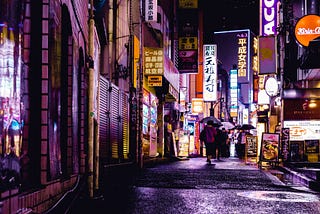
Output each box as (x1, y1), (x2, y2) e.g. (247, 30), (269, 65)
(65, 157), (320, 214)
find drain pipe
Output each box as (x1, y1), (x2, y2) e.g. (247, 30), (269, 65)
(88, 0), (95, 198)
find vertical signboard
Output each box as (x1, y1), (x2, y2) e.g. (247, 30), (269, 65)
(229, 69), (238, 117)
(177, 6), (198, 73)
(145, 0), (158, 22)
(258, 36), (277, 74)
(237, 35), (248, 78)
(203, 45), (217, 102)
(281, 128), (290, 162)
(260, 0), (279, 36)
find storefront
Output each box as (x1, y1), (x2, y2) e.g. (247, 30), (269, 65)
(283, 91), (320, 162)
(0, 24), (23, 158)
(142, 89), (159, 157)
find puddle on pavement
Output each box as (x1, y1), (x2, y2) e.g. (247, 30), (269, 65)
(237, 191), (320, 202)
(270, 170), (304, 186)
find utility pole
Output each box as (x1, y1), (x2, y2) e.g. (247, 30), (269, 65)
(88, 0), (95, 198)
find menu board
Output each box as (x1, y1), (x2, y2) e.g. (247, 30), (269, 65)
(246, 136), (257, 157)
(260, 133), (280, 162)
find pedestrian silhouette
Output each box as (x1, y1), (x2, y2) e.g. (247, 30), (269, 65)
(200, 120), (217, 164)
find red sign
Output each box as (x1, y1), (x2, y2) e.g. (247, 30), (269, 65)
(294, 14), (320, 47)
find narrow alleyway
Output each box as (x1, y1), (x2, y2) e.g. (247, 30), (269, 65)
(66, 157), (320, 214)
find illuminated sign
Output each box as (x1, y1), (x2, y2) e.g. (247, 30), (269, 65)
(238, 36), (247, 77)
(145, 0), (157, 22)
(252, 37), (258, 72)
(191, 98), (204, 114)
(260, 0), (279, 36)
(203, 44), (217, 102)
(148, 75), (162, 86)
(229, 69), (238, 117)
(264, 76), (278, 97)
(294, 14), (320, 47)
(284, 121), (320, 141)
(258, 36), (276, 74)
(144, 47), (164, 75)
(178, 37), (198, 50)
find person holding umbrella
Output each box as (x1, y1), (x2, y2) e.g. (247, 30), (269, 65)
(200, 120), (217, 164)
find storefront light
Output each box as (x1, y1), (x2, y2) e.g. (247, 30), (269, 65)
(309, 101), (317, 108)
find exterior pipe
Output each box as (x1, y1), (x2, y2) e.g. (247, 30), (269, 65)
(88, 0), (95, 198)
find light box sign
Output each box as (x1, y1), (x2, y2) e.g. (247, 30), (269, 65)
(260, 0), (279, 36)
(284, 121), (320, 141)
(258, 36), (277, 74)
(148, 75), (162, 86)
(229, 69), (238, 117)
(203, 44), (217, 102)
(237, 35), (248, 77)
(145, 0), (158, 22)
(191, 98), (204, 114)
(144, 47), (164, 75)
(294, 14), (320, 47)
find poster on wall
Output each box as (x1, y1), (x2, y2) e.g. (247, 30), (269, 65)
(260, 133), (280, 162)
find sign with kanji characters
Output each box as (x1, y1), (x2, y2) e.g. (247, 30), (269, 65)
(178, 37), (198, 50)
(203, 44), (217, 102)
(144, 47), (164, 75)
(145, 0), (157, 22)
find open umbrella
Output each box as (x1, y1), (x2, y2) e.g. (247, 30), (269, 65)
(200, 116), (221, 125)
(221, 121), (235, 130)
(237, 124), (256, 130)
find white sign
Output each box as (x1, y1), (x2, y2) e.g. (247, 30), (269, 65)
(203, 44), (217, 102)
(264, 77), (278, 97)
(284, 120), (320, 141)
(145, 0), (157, 22)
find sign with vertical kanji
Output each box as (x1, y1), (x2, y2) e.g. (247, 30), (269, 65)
(203, 44), (217, 102)
(145, 0), (157, 22)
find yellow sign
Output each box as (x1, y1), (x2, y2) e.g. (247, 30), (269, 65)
(179, 0), (198, 8)
(178, 37), (198, 50)
(144, 47), (164, 75)
(148, 76), (162, 86)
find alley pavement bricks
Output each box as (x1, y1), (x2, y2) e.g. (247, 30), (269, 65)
(66, 157), (320, 214)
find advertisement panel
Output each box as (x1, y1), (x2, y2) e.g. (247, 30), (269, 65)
(258, 36), (277, 74)
(283, 120), (320, 141)
(260, 133), (280, 162)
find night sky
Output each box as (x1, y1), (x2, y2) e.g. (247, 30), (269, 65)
(202, 0), (260, 43)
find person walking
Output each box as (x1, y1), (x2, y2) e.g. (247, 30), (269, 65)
(219, 128), (229, 158)
(200, 120), (217, 164)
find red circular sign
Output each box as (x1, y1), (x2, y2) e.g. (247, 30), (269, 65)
(294, 14), (320, 47)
